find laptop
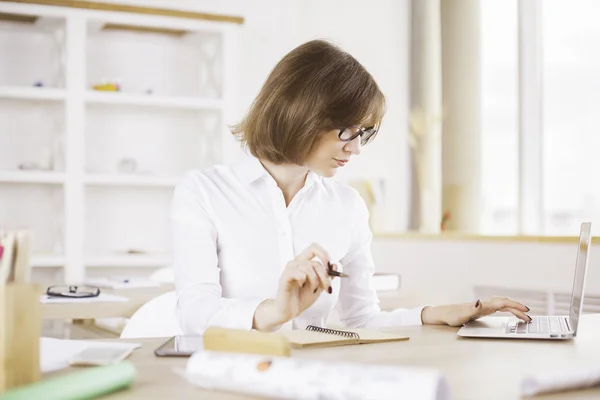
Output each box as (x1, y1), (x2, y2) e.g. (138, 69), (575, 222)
(457, 222), (592, 340)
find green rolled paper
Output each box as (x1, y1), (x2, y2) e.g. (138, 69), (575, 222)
(0, 361), (136, 400)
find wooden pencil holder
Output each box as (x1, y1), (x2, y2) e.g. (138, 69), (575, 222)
(0, 283), (42, 393)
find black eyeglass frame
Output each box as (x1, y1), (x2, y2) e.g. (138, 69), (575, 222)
(46, 285), (101, 299)
(338, 126), (378, 146)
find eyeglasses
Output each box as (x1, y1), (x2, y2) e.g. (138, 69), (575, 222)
(46, 285), (100, 299)
(338, 126), (378, 146)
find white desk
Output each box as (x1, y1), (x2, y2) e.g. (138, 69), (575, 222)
(47, 314), (600, 400)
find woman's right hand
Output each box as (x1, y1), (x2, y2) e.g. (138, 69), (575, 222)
(253, 243), (333, 331)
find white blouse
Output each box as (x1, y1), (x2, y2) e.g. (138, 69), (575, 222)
(171, 154), (424, 333)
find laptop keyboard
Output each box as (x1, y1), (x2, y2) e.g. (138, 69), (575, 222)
(506, 316), (569, 334)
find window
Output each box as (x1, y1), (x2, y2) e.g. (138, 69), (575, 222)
(480, 0), (600, 235)
(480, 0), (519, 234)
(543, 0), (600, 235)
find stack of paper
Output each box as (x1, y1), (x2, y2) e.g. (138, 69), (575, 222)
(185, 350), (450, 400)
(40, 338), (140, 373)
(521, 366), (600, 397)
(40, 293), (129, 304)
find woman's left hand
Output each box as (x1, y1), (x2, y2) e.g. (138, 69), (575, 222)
(421, 297), (531, 327)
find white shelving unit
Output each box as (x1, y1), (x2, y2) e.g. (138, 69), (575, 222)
(0, 2), (241, 283)
(0, 171), (65, 184)
(84, 174), (180, 188)
(85, 254), (174, 269)
(31, 255), (66, 268)
(0, 86), (66, 101)
(85, 91), (223, 111)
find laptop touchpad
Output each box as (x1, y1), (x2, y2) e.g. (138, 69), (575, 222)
(459, 316), (509, 336)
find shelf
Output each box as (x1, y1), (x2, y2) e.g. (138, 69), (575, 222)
(85, 91), (222, 111)
(85, 174), (180, 188)
(31, 255), (65, 268)
(373, 231), (600, 244)
(0, 2), (244, 25)
(85, 255), (172, 268)
(0, 86), (66, 101)
(0, 171), (65, 184)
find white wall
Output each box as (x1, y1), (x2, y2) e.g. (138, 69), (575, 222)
(27, 0), (412, 283)
(93, 0), (412, 232)
(295, 0), (412, 232)
(372, 237), (600, 306)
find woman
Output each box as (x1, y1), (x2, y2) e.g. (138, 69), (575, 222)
(171, 40), (530, 334)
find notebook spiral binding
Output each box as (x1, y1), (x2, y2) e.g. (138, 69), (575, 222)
(306, 325), (360, 339)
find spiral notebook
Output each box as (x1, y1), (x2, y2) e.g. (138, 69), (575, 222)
(282, 325), (409, 349)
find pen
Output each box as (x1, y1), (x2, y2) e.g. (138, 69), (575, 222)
(327, 262), (348, 278)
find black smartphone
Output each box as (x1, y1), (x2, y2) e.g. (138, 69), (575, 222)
(154, 335), (204, 357)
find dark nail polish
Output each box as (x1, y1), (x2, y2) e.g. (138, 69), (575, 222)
(475, 299), (481, 308)
(328, 286), (332, 294)
(526, 306), (531, 312)
(313, 288), (318, 293)
(527, 314), (532, 322)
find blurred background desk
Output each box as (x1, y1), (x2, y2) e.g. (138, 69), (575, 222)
(41, 284), (174, 320)
(41, 284), (174, 340)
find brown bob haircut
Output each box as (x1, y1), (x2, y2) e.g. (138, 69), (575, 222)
(232, 39), (386, 165)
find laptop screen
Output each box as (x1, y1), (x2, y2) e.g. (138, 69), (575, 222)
(568, 222), (592, 334)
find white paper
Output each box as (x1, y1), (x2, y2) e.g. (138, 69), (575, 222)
(84, 277), (159, 289)
(40, 337), (141, 373)
(185, 351), (450, 400)
(521, 367), (600, 397)
(40, 293), (130, 304)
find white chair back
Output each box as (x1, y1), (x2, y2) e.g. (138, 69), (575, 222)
(120, 291), (183, 339)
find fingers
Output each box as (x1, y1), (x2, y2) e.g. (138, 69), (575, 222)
(283, 261), (331, 294)
(299, 264), (320, 291)
(475, 297), (531, 323)
(492, 296), (530, 313)
(284, 268), (308, 291)
(503, 307), (532, 323)
(472, 299), (483, 316)
(286, 243), (334, 295)
(311, 261), (331, 292)
(296, 243), (330, 266)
